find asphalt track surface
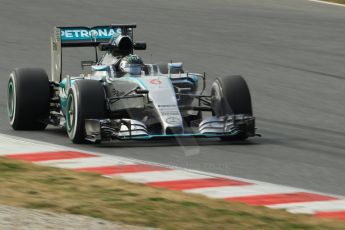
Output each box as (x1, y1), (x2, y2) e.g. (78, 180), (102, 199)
(0, 0), (344, 196)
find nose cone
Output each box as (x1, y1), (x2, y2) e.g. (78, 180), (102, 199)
(140, 76), (184, 135)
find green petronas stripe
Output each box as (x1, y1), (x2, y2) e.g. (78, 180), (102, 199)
(7, 80), (14, 118)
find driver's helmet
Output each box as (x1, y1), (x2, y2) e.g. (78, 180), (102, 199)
(119, 54), (143, 75)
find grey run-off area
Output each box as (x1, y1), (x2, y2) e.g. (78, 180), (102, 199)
(0, 204), (155, 230)
(0, 0), (344, 195)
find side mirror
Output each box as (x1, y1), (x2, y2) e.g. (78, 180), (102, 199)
(168, 62), (184, 74)
(134, 42), (147, 50)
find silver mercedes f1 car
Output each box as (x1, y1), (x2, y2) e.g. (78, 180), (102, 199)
(7, 24), (257, 144)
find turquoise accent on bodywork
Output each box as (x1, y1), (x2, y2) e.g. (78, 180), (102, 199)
(7, 80), (14, 118)
(59, 78), (76, 115)
(92, 65), (109, 71)
(189, 74), (199, 83)
(65, 93), (73, 131)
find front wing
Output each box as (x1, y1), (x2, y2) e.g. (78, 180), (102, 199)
(84, 115), (256, 142)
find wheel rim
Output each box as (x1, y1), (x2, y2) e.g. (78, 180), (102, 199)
(7, 79), (15, 120)
(66, 94), (75, 132)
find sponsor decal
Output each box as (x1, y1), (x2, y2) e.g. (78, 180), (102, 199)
(60, 28), (122, 41)
(159, 104), (180, 116)
(166, 117), (181, 125)
(158, 105), (177, 108)
(149, 79), (162, 85)
(162, 111), (180, 116)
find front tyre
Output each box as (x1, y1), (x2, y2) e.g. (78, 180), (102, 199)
(66, 80), (106, 144)
(211, 75), (253, 141)
(7, 68), (50, 130)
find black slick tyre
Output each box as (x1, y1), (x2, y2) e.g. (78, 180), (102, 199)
(211, 75), (253, 141)
(66, 80), (106, 144)
(7, 68), (50, 130)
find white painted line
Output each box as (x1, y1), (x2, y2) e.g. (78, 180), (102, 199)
(309, 0), (345, 7)
(268, 200), (345, 214)
(107, 170), (212, 183)
(184, 184), (302, 199)
(38, 156), (134, 169)
(0, 134), (69, 155)
(0, 133), (104, 157)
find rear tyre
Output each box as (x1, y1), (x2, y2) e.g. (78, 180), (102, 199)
(66, 80), (106, 144)
(7, 68), (50, 130)
(211, 75), (252, 141)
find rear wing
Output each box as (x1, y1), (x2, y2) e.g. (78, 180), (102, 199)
(51, 24), (136, 82)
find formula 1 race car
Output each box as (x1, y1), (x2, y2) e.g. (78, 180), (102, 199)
(7, 24), (257, 144)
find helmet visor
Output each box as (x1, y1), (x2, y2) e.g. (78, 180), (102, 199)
(123, 64), (142, 75)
